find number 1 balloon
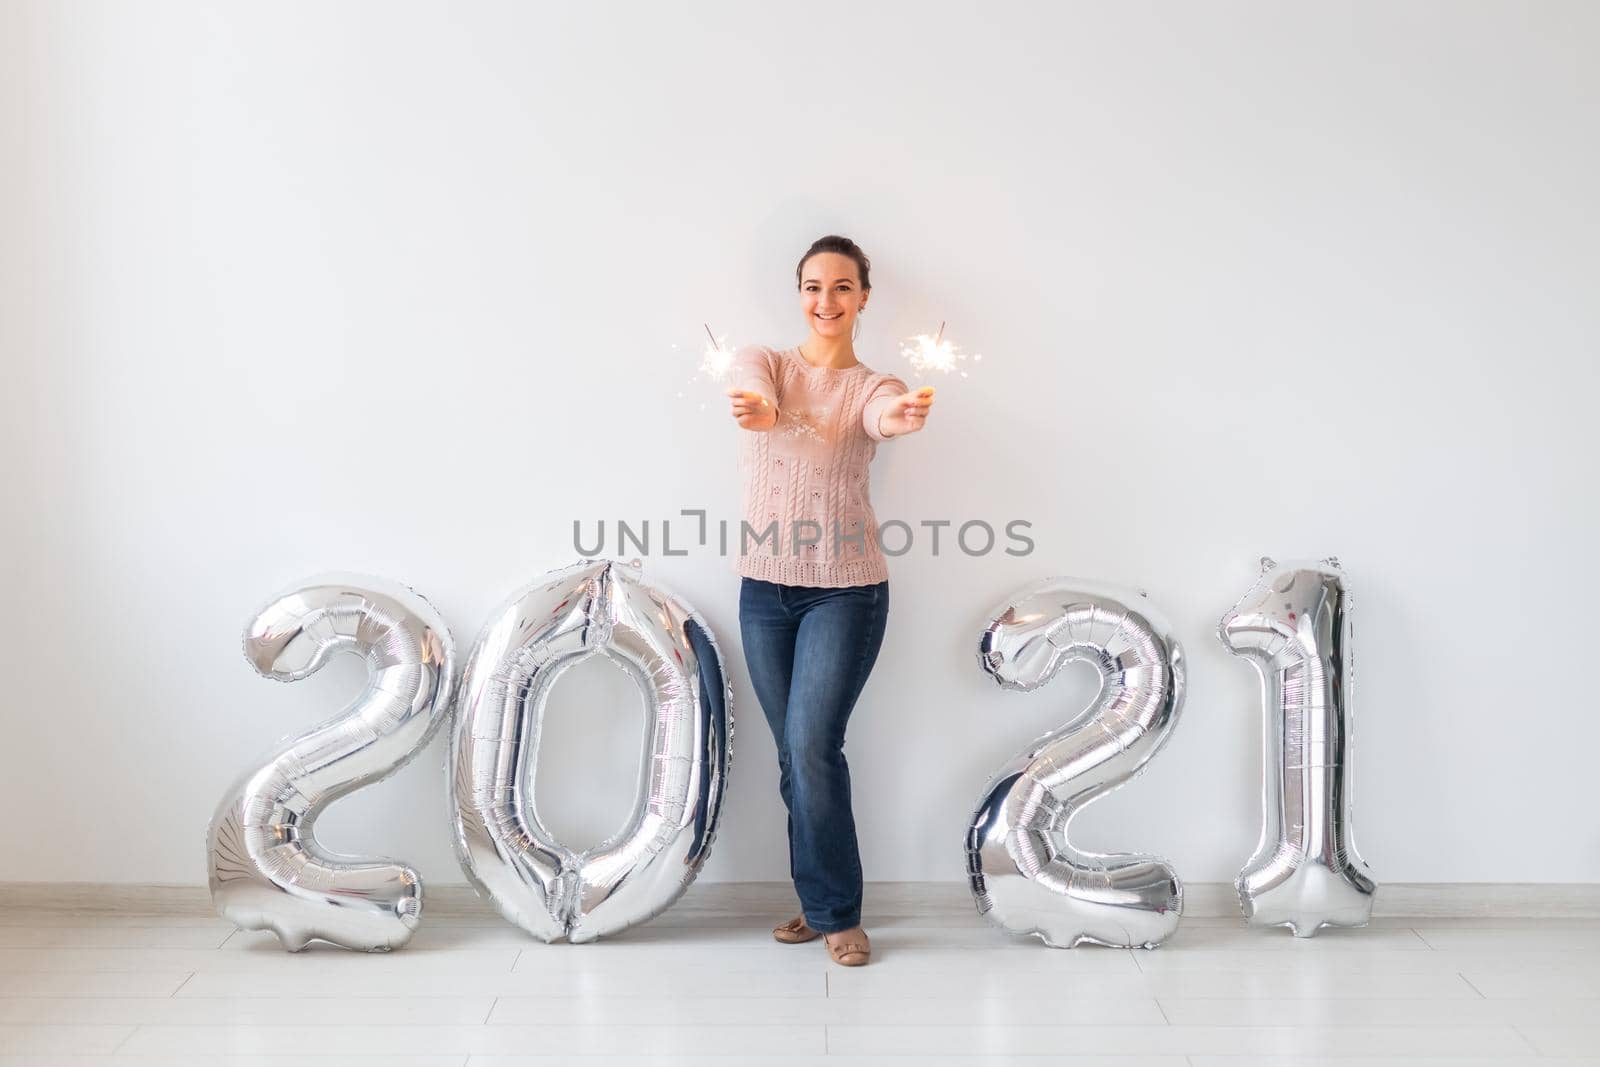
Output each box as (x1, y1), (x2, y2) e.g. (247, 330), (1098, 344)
(1220, 557), (1375, 936)
(450, 559), (732, 943)
(966, 578), (1186, 948)
(207, 575), (457, 952)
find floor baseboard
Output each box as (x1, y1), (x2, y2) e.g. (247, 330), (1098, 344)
(2, 880), (1596, 919)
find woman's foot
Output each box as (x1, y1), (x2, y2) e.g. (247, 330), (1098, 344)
(772, 915), (821, 944)
(824, 926), (871, 966)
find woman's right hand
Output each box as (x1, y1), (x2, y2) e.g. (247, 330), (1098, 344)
(726, 388), (777, 431)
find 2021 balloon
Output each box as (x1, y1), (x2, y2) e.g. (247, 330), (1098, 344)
(450, 559), (732, 942)
(1220, 557), (1376, 936)
(207, 558), (1369, 950)
(966, 578), (1186, 948)
(207, 575), (457, 952)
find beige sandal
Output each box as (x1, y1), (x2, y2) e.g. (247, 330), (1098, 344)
(772, 915), (821, 944)
(824, 928), (871, 966)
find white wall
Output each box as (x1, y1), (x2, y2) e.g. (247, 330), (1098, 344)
(3, 1), (1596, 887)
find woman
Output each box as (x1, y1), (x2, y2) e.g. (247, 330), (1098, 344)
(724, 235), (935, 966)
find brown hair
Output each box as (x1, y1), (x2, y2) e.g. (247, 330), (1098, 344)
(796, 235), (871, 291)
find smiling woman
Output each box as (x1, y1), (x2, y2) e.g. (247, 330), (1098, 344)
(797, 234), (872, 337)
(722, 235), (937, 967)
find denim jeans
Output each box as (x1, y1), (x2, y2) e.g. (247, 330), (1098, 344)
(738, 577), (889, 933)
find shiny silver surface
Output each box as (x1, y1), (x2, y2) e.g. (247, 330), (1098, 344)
(450, 559), (732, 943)
(967, 578), (1186, 948)
(207, 575), (457, 952)
(1220, 557), (1376, 937)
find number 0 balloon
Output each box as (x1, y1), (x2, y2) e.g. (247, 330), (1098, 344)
(450, 559), (732, 942)
(1220, 557), (1376, 935)
(207, 575), (457, 952)
(966, 578), (1186, 948)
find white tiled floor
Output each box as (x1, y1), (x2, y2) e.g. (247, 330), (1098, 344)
(0, 889), (1597, 1065)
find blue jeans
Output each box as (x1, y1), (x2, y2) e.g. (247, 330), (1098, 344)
(739, 577), (889, 933)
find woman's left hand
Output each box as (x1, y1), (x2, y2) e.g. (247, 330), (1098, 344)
(878, 387), (936, 437)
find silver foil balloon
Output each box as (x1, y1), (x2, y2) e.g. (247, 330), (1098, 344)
(1220, 557), (1376, 936)
(967, 578), (1186, 948)
(207, 575), (457, 952)
(450, 559), (732, 943)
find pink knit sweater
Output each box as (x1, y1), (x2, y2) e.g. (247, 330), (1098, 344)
(732, 344), (909, 588)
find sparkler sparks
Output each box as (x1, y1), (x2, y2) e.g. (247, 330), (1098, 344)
(900, 321), (982, 379)
(698, 323), (737, 383)
(673, 323), (741, 410)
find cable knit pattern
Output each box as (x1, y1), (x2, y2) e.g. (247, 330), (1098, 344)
(732, 345), (908, 588)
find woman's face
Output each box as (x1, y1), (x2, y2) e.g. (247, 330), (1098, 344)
(798, 252), (868, 340)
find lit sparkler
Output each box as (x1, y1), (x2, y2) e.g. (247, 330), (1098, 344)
(900, 321), (982, 379)
(673, 324), (741, 410)
(698, 323), (736, 383)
